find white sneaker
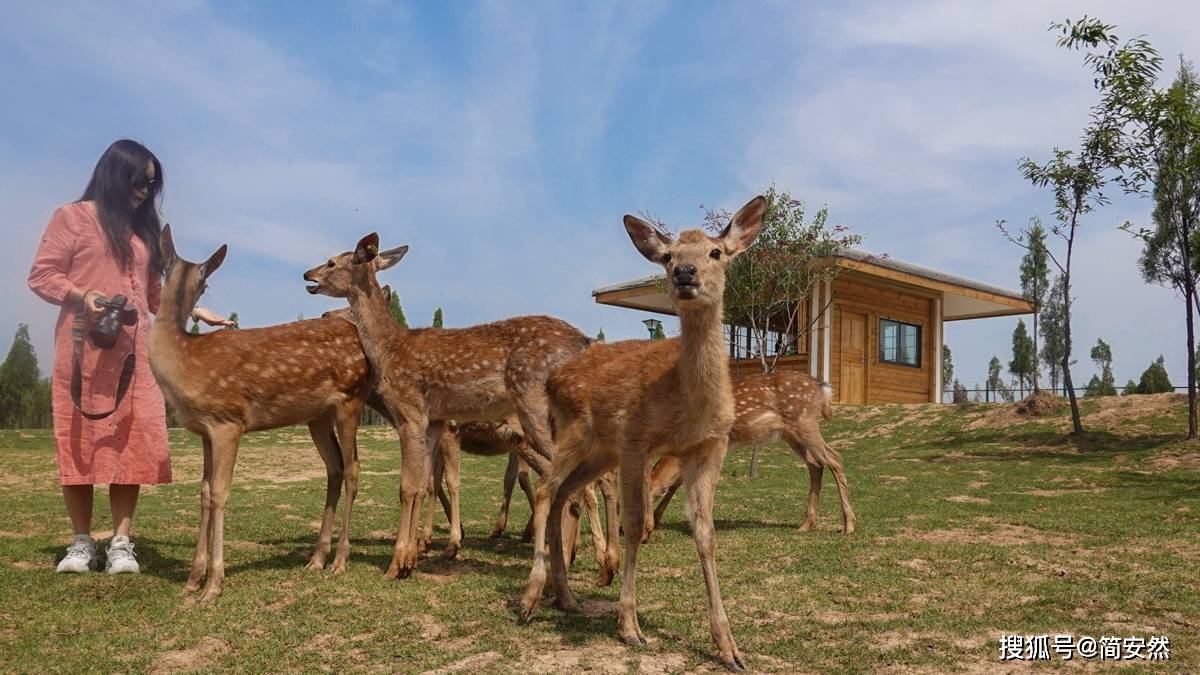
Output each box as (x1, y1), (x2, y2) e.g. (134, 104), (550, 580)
(105, 535), (140, 574)
(56, 534), (98, 573)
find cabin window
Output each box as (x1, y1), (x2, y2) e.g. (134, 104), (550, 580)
(879, 319), (921, 367)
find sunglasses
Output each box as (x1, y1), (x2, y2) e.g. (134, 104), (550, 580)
(131, 177), (162, 192)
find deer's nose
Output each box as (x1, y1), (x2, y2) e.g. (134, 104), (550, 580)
(674, 265), (697, 282)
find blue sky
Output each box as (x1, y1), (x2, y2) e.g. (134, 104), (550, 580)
(2, 1), (1199, 390)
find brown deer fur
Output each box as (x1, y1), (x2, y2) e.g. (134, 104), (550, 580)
(303, 236), (591, 578)
(149, 226), (387, 601)
(644, 371), (854, 546)
(519, 196), (765, 671)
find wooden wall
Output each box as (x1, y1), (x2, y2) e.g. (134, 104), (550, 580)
(827, 274), (936, 404)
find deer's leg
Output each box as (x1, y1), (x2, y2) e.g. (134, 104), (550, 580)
(821, 442), (855, 534)
(420, 449), (441, 553)
(581, 482), (608, 577)
(512, 393), (554, 475)
(491, 451), (520, 538)
(680, 442), (743, 671)
(616, 448), (649, 646)
(386, 415), (431, 580)
(306, 413), (343, 571)
(596, 471), (621, 586)
(520, 429), (590, 621)
(200, 425), (242, 602)
(546, 461), (608, 612)
(184, 435), (214, 593)
(793, 438), (823, 533)
(518, 460), (536, 542)
(330, 400), (362, 573)
(647, 455), (683, 542)
(441, 430), (463, 559)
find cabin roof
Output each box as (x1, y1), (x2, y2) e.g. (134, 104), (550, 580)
(592, 247), (1033, 321)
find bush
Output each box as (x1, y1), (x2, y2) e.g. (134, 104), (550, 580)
(1136, 356), (1173, 394)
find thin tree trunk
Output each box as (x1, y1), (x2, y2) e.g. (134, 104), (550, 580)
(1063, 218), (1083, 435)
(1186, 282), (1197, 439)
(1032, 310), (1040, 392)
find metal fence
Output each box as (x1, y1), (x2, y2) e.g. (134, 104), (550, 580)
(940, 384), (1191, 404)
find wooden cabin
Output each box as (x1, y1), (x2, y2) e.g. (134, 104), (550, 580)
(592, 249), (1033, 404)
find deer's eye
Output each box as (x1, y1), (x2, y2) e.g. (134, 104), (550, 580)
(661, 253), (672, 263)
(710, 248), (721, 260)
(326, 260), (334, 268)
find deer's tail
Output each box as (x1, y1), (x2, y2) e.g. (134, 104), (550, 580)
(821, 382), (834, 420)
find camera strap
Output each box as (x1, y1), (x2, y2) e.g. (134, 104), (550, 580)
(70, 308), (136, 421)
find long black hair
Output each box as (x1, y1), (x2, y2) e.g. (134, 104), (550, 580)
(78, 139), (164, 272)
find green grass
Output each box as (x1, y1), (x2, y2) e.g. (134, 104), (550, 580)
(1, 395), (1198, 673)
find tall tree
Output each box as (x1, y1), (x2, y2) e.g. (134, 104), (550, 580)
(1120, 59), (1200, 437)
(651, 324), (666, 340)
(189, 320), (200, 334)
(225, 312), (239, 330)
(1009, 319), (1035, 396)
(999, 17), (1159, 434)
(0, 324), (41, 429)
(432, 307), (444, 329)
(1085, 338), (1117, 397)
(942, 344), (954, 394)
(596, 328), (606, 342)
(1019, 218), (1051, 390)
(387, 291), (408, 328)
(987, 356), (1013, 403)
(1039, 275), (1069, 393)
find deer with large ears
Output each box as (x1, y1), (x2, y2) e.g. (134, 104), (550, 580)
(148, 225), (399, 601)
(303, 234), (596, 579)
(519, 196), (765, 671)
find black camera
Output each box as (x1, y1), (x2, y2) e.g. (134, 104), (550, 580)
(90, 294), (138, 349)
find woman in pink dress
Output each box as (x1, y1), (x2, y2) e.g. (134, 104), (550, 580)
(28, 140), (230, 574)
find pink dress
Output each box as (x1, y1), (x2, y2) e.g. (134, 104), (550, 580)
(27, 202), (171, 486)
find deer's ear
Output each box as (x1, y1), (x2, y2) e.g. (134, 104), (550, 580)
(624, 215), (673, 264)
(720, 195), (766, 257)
(375, 245), (408, 271)
(160, 224), (178, 271)
(353, 233), (380, 265)
(200, 245), (227, 279)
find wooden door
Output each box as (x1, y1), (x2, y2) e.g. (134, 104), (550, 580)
(840, 310), (867, 404)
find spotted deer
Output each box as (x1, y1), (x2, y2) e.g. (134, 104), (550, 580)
(149, 225), (396, 601)
(323, 304), (616, 563)
(519, 196), (765, 671)
(303, 235), (593, 578)
(644, 370), (854, 544)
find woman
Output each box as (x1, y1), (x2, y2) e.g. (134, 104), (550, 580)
(28, 140), (231, 574)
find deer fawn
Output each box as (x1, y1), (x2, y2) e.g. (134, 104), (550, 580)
(519, 196), (765, 671)
(303, 235), (592, 579)
(149, 226), (392, 601)
(645, 371), (854, 545)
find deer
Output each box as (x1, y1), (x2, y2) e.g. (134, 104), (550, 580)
(322, 304), (617, 565)
(149, 225), (399, 601)
(303, 236), (604, 579)
(519, 196), (765, 671)
(646, 370), (854, 539)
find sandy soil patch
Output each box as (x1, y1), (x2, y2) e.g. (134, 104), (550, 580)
(945, 495), (991, 505)
(884, 520), (1075, 547)
(150, 637), (229, 674)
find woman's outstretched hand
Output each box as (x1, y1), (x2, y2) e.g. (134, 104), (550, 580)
(193, 307), (235, 327)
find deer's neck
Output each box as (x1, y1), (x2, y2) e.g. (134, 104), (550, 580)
(678, 299), (732, 417)
(151, 280), (192, 348)
(347, 275), (406, 368)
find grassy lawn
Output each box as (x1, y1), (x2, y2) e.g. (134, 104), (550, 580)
(1, 394), (1197, 673)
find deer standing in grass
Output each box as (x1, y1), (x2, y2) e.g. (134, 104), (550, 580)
(303, 236), (595, 579)
(520, 196), (765, 671)
(149, 226), (394, 601)
(643, 370), (854, 542)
